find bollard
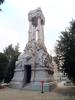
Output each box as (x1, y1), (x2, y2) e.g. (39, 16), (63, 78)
(40, 80), (44, 93)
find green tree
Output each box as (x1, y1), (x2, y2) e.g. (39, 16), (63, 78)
(4, 55), (18, 83)
(55, 20), (75, 84)
(4, 43), (20, 83)
(0, 0), (4, 11)
(0, 0), (4, 4)
(4, 44), (15, 62)
(14, 43), (20, 56)
(0, 53), (8, 83)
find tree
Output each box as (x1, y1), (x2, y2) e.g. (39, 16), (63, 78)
(4, 43), (20, 83)
(0, 53), (8, 83)
(14, 43), (20, 57)
(4, 44), (16, 62)
(0, 0), (4, 11)
(55, 20), (75, 84)
(55, 31), (69, 71)
(4, 55), (18, 83)
(0, 0), (4, 4)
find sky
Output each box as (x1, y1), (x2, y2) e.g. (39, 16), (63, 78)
(0, 0), (75, 56)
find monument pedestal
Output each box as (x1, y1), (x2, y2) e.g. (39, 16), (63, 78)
(23, 66), (55, 92)
(10, 69), (25, 89)
(23, 82), (50, 92)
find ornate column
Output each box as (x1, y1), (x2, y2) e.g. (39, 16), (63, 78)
(37, 18), (41, 43)
(37, 18), (44, 45)
(41, 24), (44, 44)
(32, 26), (36, 41)
(28, 21), (32, 42)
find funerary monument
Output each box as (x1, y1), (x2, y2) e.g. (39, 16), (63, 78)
(10, 8), (54, 91)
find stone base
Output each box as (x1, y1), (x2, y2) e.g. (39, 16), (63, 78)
(24, 82), (50, 91)
(9, 81), (24, 89)
(24, 82), (56, 92)
(10, 66), (55, 91)
(10, 81), (56, 92)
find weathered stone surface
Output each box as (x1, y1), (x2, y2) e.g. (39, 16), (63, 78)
(28, 7), (45, 25)
(10, 8), (54, 91)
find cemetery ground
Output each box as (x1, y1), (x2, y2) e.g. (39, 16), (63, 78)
(0, 82), (75, 100)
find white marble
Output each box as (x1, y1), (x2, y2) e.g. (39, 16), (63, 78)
(10, 8), (54, 91)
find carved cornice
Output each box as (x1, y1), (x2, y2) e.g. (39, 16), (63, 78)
(28, 7), (45, 25)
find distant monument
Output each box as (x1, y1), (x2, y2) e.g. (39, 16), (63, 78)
(10, 8), (54, 91)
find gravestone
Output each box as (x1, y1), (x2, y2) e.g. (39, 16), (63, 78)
(10, 8), (54, 91)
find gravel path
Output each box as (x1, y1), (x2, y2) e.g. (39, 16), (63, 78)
(0, 84), (75, 100)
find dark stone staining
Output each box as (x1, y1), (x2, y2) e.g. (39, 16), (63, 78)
(32, 17), (38, 27)
(41, 19), (44, 25)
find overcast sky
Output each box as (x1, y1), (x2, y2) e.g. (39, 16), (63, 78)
(0, 0), (75, 55)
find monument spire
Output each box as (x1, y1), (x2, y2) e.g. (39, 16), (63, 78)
(28, 7), (45, 45)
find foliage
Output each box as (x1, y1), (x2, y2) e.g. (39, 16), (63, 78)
(0, 0), (4, 5)
(4, 44), (16, 61)
(4, 43), (20, 83)
(0, 0), (4, 11)
(4, 55), (18, 83)
(4, 43), (20, 62)
(55, 20), (75, 84)
(0, 53), (8, 83)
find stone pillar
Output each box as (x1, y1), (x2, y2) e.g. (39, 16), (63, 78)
(41, 25), (44, 44)
(37, 18), (44, 45)
(28, 21), (32, 42)
(31, 32), (36, 82)
(32, 26), (36, 41)
(37, 18), (41, 43)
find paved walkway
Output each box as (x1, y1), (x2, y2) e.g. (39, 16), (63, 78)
(0, 83), (75, 100)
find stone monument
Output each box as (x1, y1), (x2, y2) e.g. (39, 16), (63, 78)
(10, 8), (54, 91)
